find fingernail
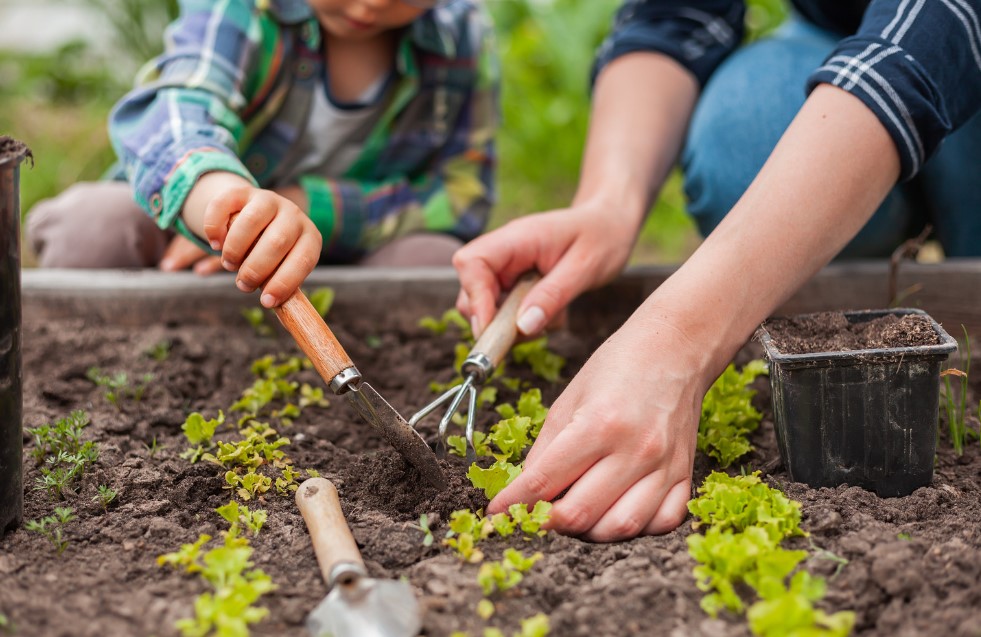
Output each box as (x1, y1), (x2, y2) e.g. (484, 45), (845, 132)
(158, 258), (175, 272)
(236, 279), (254, 293)
(222, 259), (235, 271)
(517, 306), (546, 335)
(470, 315), (481, 338)
(260, 293), (276, 308)
(210, 240), (220, 251)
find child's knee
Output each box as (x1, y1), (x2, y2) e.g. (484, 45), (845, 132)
(26, 182), (167, 268)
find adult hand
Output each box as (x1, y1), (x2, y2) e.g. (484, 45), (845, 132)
(453, 201), (638, 338)
(158, 235), (223, 275)
(486, 309), (711, 541)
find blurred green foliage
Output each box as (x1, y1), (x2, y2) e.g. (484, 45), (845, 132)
(2, 0), (788, 263)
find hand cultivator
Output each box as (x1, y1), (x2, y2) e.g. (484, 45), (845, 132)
(410, 273), (539, 463)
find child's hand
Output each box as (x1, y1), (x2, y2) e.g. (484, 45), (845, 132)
(188, 175), (321, 308)
(158, 235), (223, 275)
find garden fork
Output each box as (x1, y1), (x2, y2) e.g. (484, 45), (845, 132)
(410, 273), (540, 463)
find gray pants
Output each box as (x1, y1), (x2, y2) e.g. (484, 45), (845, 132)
(26, 181), (463, 268)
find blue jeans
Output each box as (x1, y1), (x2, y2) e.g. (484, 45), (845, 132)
(681, 17), (981, 258)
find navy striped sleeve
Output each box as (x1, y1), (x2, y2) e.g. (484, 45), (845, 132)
(591, 0), (745, 89)
(806, 0), (981, 180)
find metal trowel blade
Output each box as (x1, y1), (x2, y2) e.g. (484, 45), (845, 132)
(306, 577), (422, 637)
(345, 383), (447, 491)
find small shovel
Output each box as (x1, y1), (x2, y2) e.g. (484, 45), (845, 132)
(273, 289), (447, 490)
(296, 477), (422, 637)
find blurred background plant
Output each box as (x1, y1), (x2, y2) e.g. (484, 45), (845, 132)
(0, 0), (787, 265)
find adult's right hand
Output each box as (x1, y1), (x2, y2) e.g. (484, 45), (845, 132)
(453, 202), (639, 338)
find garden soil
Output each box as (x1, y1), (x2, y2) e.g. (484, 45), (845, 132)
(1, 310), (980, 637)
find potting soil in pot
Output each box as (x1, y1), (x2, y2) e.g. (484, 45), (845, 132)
(1, 314), (979, 636)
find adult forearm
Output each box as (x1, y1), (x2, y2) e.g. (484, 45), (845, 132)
(574, 52), (699, 234)
(644, 84), (902, 381)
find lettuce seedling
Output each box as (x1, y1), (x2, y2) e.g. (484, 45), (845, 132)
(477, 549), (542, 596)
(697, 360), (768, 467)
(507, 502), (552, 537)
(307, 286), (335, 318)
(419, 308), (472, 338)
(477, 599), (495, 620)
(496, 389), (548, 439)
(688, 471), (804, 543)
(510, 337), (565, 382)
(225, 470), (273, 501)
(747, 571), (855, 637)
(467, 461), (521, 500)
(25, 507), (75, 554)
(216, 501), (268, 537)
(181, 411), (225, 463)
(242, 307), (273, 337)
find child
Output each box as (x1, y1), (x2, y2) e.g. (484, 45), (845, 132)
(27, 0), (498, 307)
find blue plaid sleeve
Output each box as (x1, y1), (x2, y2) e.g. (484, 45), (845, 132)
(592, 0), (745, 88)
(807, 0), (981, 180)
(108, 0), (261, 242)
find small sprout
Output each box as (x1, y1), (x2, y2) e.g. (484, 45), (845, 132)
(25, 507), (75, 554)
(85, 368), (154, 407)
(476, 599), (495, 620)
(477, 549), (542, 595)
(216, 501), (268, 537)
(365, 334), (382, 348)
(897, 532), (912, 541)
(93, 485), (118, 512)
(242, 307), (273, 337)
(305, 468), (321, 478)
(144, 435), (165, 458)
(307, 287), (335, 318)
(517, 613), (550, 637)
(0, 611), (12, 633)
(144, 339), (172, 361)
(419, 308), (471, 338)
(415, 514), (435, 547)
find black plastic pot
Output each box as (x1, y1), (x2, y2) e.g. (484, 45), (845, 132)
(759, 309), (957, 497)
(0, 137), (30, 534)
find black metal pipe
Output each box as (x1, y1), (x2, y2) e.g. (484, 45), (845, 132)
(0, 136), (30, 535)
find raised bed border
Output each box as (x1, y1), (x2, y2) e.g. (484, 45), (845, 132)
(21, 259), (981, 340)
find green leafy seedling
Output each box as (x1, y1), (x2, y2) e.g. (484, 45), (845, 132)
(145, 339), (172, 361)
(510, 337), (565, 382)
(415, 514), (435, 547)
(216, 501), (268, 537)
(145, 435), (165, 459)
(307, 286), (335, 318)
(242, 307), (273, 337)
(93, 485), (118, 512)
(697, 360), (769, 467)
(25, 507), (75, 554)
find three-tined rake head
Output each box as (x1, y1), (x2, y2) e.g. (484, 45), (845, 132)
(409, 352), (495, 465)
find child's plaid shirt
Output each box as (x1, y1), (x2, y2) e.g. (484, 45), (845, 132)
(109, 0), (499, 261)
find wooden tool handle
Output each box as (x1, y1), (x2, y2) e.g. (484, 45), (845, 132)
(296, 478), (364, 586)
(274, 290), (354, 386)
(471, 272), (541, 367)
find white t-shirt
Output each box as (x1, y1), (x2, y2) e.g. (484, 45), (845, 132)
(273, 72), (390, 186)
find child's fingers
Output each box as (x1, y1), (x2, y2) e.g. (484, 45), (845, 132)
(258, 230), (322, 308)
(192, 256), (224, 276)
(220, 192), (279, 270)
(202, 188), (251, 250)
(234, 212), (304, 292)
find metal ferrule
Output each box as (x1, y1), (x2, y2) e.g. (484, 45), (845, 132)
(461, 352), (494, 385)
(329, 366), (361, 394)
(328, 561), (367, 589)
